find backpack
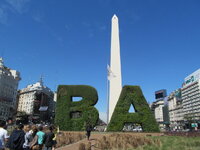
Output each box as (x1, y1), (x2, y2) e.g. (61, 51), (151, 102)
(8, 130), (25, 150)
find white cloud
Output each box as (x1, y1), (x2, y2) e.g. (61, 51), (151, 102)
(99, 111), (107, 123)
(0, 0), (31, 24)
(5, 0), (31, 14)
(0, 7), (7, 24)
(32, 11), (64, 45)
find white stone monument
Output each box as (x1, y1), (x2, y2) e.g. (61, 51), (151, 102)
(107, 14), (122, 123)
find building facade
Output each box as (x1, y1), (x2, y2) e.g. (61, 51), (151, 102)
(168, 89), (183, 130)
(182, 69), (200, 123)
(152, 100), (165, 123)
(0, 57), (21, 121)
(151, 89), (167, 129)
(17, 79), (54, 123)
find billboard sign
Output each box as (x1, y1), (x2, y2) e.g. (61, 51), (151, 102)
(184, 69), (200, 87)
(155, 89), (167, 100)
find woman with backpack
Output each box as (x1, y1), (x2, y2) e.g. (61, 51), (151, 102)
(8, 124), (25, 150)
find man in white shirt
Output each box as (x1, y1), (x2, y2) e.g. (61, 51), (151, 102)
(0, 121), (9, 150)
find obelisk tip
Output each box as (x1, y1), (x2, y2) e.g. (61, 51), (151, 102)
(112, 14), (118, 20)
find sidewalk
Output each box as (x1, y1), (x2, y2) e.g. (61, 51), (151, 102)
(56, 134), (103, 150)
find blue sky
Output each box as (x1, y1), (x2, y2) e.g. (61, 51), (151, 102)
(1, 0), (200, 122)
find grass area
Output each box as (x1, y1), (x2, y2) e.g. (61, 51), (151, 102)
(134, 136), (200, 150)
(57, 132), (200, 150)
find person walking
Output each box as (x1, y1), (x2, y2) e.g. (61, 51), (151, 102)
(36, 126), (45, 150)
(43, 126), (55, 150)
(8, 124), (25, 150)
(23, 125), (33, 150)
(0, 121), (9, 150)
(86, 123), (92, 141)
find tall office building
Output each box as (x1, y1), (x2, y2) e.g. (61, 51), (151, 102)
(182, 69), (200, 121)
(108, 15), (122, 123)
(0, 57), (21, 121)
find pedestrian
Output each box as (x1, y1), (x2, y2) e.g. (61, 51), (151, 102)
(0, 121), (9, 150)
(43, 126), (55, 150)
(29, 125), (39, 150)
(8, 124), (25, 150)
(23, 125), (32, 150)
(36, 126), (45, 150)
(30, 125), (38, 138)
(86, 122), (92, 141)
(6, 118), (15, 135)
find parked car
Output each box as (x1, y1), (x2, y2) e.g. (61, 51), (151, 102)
(132, 127), (142, 132)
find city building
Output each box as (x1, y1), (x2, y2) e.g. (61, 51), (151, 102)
(151, 89), (167, 129)
(17, 78), (54, 123)
(0, 57), (21, 121)
(182, 69), (200, 126)
(167, 89), (183, 130)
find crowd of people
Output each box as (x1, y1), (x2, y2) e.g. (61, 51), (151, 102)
(0, 120), (56, 150)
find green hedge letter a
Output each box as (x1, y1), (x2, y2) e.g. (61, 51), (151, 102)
(55, 85), (99, 131)
(107, 86), (159, 132)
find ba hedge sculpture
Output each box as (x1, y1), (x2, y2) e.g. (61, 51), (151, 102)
(55, 85), (159, 132)
(55, 85), (99, 131)
(107, 85), (159, 132)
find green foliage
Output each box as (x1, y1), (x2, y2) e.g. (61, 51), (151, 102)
(107, 85), (159, 132)
(55, 85), (99, 131)
(134, 136), (200, 150)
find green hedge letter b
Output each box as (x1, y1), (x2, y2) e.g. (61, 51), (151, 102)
(55, 85), (99, 131)
(107, 86), (159, 132)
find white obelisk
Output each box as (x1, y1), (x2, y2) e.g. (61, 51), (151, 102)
(108, 14), (122, 123)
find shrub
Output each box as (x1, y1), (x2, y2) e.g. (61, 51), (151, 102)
(55, 85), (99, 131)
(107, 85), (159, 132)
